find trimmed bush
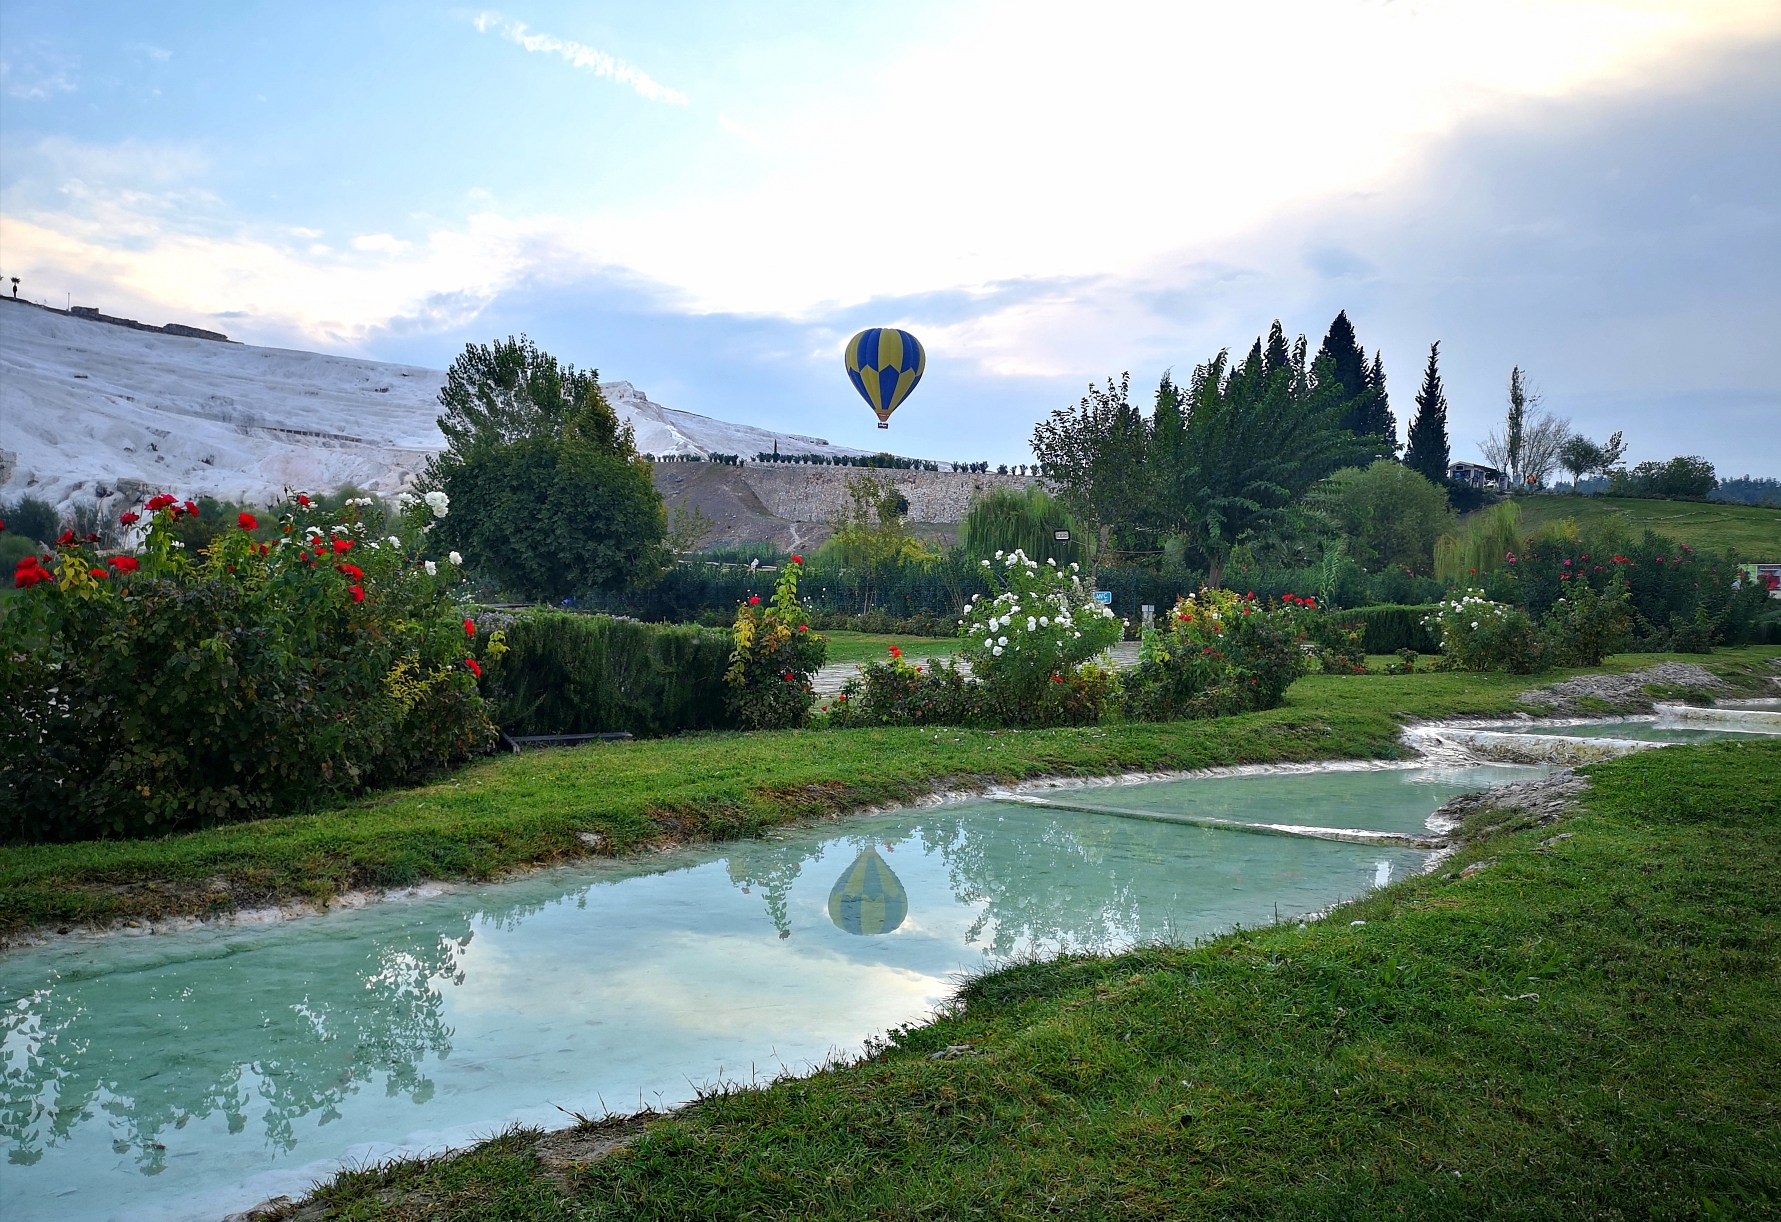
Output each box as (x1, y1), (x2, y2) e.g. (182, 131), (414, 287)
(473, 612), (733, 737)
(1346, 604), (1442, 654)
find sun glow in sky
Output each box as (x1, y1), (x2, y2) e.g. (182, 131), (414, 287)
(2, 0), (1778, 466)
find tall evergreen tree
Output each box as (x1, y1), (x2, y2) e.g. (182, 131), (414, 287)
(1364, 352), (1398, 453)
(1263, 320), (1292, 381)
(1404, 341), (1451, 485)
(1315, 310), (1393, 453)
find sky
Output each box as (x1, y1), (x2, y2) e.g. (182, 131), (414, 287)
(2, 1), (1778, 472)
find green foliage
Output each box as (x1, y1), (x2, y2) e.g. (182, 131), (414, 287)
(473, 612), (733, 737)
(1317, 459), (1455, 575)
(430, 436), (668, 602)
(1609, 455), (1718, 500)
(957, 484), (1082, 567)
(958, 550), (1123, 723)
(825, 651), (978, 727)
(725, 558), (828, 730)
(1316, 310), (1397, 450)
(1435, 499), (1521, 583)
(0, 496), (58, 546)
(1424, 590), (1547, 673)
(1122, 588), (1309, 720)
(434, 334), (629, 458)
(0, 496), (494, 841)
(1403, 342), (1450, 487)
(818, 474), (940, 612)
(1539, 579), (1633, 666)
(423, 336), (668, 603)
(1027, 372), (1149, 564)
(1343, 603), (1443, 654)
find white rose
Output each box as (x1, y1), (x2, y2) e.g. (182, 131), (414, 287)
(424, 560), (437, 576)
(1039, 616), (1049, 627)
(424, 490), (450, 519)
(992, 646), (1003, 656)
(984, 638), (994, 648)
(387, 536), (401, 548)
(449, 551), (463, 566)
(998, 636), (1008, 647)
(1027, 617), (1037, 630)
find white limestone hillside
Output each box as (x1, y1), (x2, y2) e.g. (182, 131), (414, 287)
(0, 300), (876, 513)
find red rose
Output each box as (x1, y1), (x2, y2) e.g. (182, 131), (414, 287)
(258, 544), (270, 555)
(108, 556), (141, 573)
(888, 645), (902, 658)
(90, 568), (108, 579)
(183, 501), (198, 517)
(791, 554), (803, 564)
(239, 512), (258, 530)
(146, 494), (176, 511)
(748, 595), (760, 605)
(336, 563), (363, 580)
(333, 539), (353, 554)
(120, 511), (141, 526)
(348, 584), (365, 603)
(463, 618), (476, 638)
(783, 672), (794, 682)
(465, 657), (482, 678)
(58, 530), (75, 545)
(298, 495), (311, 508)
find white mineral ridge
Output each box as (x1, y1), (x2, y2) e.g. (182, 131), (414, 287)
(0, 302), (875, 512)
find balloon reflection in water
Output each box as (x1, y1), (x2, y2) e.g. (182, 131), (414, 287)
(827, 845), (908, 935)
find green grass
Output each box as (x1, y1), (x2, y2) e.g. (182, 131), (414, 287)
(4, 650), (1774, 938)
(300, 734), (1781, 1220)
(1502, 494), (1781, 558)
(819, 630), (963, 665)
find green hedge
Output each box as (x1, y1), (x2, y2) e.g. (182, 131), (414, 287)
(477, 612), (734, 737)
(1341, 604), (1442, 654)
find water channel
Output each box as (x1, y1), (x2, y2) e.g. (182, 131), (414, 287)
(0, 746), (1741, 1221)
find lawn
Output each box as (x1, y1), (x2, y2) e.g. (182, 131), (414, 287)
(4, 648), (1775, 938)
(301, 731), (1781, 1220)
(1499, 494), (1781, 558)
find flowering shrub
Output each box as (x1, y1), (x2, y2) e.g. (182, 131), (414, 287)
(1275, 593), (1367, 674)
(0, 494), (495, 841)
(1121, 588), (1307, 721)
(726, 556), (828, 729)
(1541, 579), (1632, 666)
(825, 649), (978, 728)
(957, 550), (1122, 725)
(1423, 591), (1547, 673)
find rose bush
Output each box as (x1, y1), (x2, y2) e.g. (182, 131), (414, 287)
(956, 550), (1123, 725)
(725, 556), (827, 729)
(0, 493), (494, 841)
(1121, 588), (1307, 721)
(825, 649), (979, 728)
(1423, 591), (1547, 673)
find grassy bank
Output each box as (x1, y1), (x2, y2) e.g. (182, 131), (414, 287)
(3, 650), (1774, 937)
(818, 630), (963, 665)
(1502, 493), (1781, 557)
(301, 736), (1781, 1220)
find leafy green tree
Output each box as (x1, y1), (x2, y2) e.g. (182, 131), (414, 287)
(1316, 460), (1456, 575)
(821, 474), (939, 612)
(1153, 341), (1368, 587)
(1404, 342), (1451, 486)
(1558, 435), (1603, 490)
(422, 337), (667, 602)
(1028, 372), (1149, 570)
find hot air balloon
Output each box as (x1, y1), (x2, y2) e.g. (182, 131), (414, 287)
(827, 845), (908, 936)
(844, 328), (925, 429)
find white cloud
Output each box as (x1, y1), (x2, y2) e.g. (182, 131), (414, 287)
(1, 44), (78, 100)
(471, 11), (688, 104)
(351, 233), (413, 254)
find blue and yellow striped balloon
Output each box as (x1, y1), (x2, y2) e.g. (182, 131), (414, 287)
(827, 846), (908, 936)
(844, 328), (926, 429)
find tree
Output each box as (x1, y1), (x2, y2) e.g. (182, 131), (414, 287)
(422, 337), (667, 601)
(1316, 460), (1455, 575)
(1028, 372), (1148, 570)
(1403, 342), (1451, 486)
(1314, 310), (1395, 453)
(958, 484), (1081, 567)
(1482, 367), (1568, 488)
(1558, 435), (1603, 489)
(1153, 341), (1368, 587)
(1519, 412), (1573, 489)
(822, 474), (938, 612)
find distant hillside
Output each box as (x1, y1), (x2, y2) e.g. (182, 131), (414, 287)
(0, 299), (890, 513)
(1485, 494), (1781, 559)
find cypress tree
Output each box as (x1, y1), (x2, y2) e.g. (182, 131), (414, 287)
(1364, 352), (1398, 453)
(1404, 341), (1450, 485)
(1263, 320), (1291, 381)
(1315, 311), (1369, 405)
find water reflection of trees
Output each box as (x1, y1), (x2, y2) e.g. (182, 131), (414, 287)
(0, 809), (1195, 1171)
(0, 927), (470, 1172)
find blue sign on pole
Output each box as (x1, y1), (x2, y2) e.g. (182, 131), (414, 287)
(1092, 590), (1113, 605)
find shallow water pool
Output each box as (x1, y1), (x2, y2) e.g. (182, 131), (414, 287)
(1, 764), (1538, 1222)
(1513, 721), (1767, 743)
